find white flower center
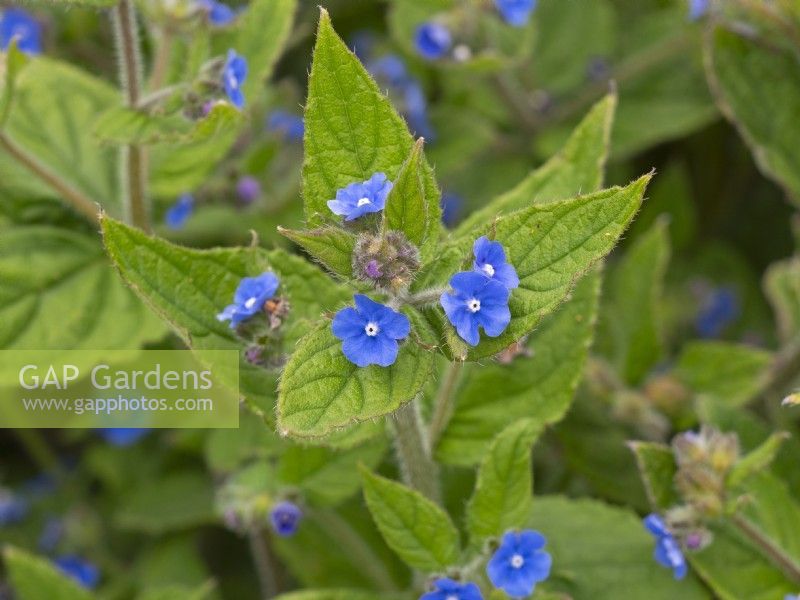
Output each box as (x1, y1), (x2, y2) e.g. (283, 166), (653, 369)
(356, 197), (372, 207)
(482, 263), (496, 277)
(467, 298), (481, 313)
(511, 554), (525, 569)
(453, 44), (472, 62)
(244, 297), (258, 309)
(364, 322), (380, 337)
(446, 596), (459, 600)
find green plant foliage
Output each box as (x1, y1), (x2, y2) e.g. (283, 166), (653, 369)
(3, 547), (94, 600)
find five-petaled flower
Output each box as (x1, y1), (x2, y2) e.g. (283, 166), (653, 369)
(269, 501), (303, 537)
(164, 193), (195, 229)
(644, 514), (688, 580)
(222, 49), (248, 109)
(327, 172), (393, 221)
(332, 294), (410, 367)
(473, 236), (519, 290)
(419, 578), (483, 600)
(54, 556), (100, 589)
(217, 272), (280, 328)
(198, 0), (235, 25)
(487, 530), (552, 598)
(0, 8), (42, 54)
(414, 22), (452, 60)
(441, 271), (511, 346)
(494, 0), (538, 27)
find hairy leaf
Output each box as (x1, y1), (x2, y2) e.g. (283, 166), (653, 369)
(3, 546), (94, 600)
(628, 441), (679, 511)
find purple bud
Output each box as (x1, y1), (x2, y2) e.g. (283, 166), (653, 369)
(685, 532), (703, 550)
(269, 501), (302, 537)
(236, 176), (261, 204)
(365, 260), (383, 279)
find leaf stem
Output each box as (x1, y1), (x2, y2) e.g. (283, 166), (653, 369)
(731, 514), (800, 585)
(389, 401), (442, 504)
(406, 287), (448, 307)
(247, 527), (279, 599)
(112, 0), (150, 231)
(428, 361), (463, 450)
(0, 132), (100, 223)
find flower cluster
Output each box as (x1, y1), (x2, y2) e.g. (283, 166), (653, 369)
(327, 172), (393, 221)
(644, 514), (688, 580)
(0, 8), (42, 54)
(217, 272), (280, 328)
(332, 295), (410, 367)
(352, 230), (420, 292)
(419, 529), (551, 599)
(440, 237), (517, 346)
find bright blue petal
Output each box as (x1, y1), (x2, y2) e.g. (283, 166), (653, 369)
(341, 337), (374, 367)
(476, 302), (511, 337)
(644, 514), (670, 538)
(354, 294), (385, 320)
(516, 530), (547, 552)
(450, 271), (490, 296)
(332, 307), (365, 340)
(494, 263), (520, 289)
(414, 22), (452, 60)
(372, 334), (400, 367)
(377, 309), (411, 340)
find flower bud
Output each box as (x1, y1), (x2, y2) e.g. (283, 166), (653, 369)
(352, 231), (420, 292)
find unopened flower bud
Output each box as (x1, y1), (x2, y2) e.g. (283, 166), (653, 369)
(352, 231), (420, 292)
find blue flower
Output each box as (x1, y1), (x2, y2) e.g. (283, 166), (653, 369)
(217, 272), (280, 328)
(269, 501), (302, 537)
(327, 172), (393, 221)
(473, 236), (519, 290)
(688, 0), (710, 20)
(267, 110), (304, 142)
(695, 287), (738, 338)
(440, 271), (511, 346)
(165, 193), (195, 230)
(236, 176), (261, 204)
(332, 295), (410, 367)
(414, 22), (452, 60)
(97, 428), (150, 446)
(494, 0), (538, 27)
(0, 8), (42, 54)
(54, 556), (100, 589)
(403, 81), (436, 140)
(441, 192), (463, 227)
(644, 514), (688, 580)
(222, 49), (248, 109)
(198, 0), (235, 25)
(420, 578), (483, 600)
(487, 530), (552, 598)
(0, 489), (27, 526)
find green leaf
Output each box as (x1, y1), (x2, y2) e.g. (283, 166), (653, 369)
(728, 433), (790, 489)
(360, 467), (460, 572)
(277, 437), (388, 505)
(277, 226), (356, 279)
(384, 138), (433, 249)
(690, 521), (796, 600)
(3, 546), (94, 600)
(0, 37), (29, 127)
(529, 497), (709, 599)
(277, 312), (436, 438)
(764, 256), (800, 343)
(596, 219), (669, 385)
(0, 226), (166, 383)
(738, 471), (800, 566)
(275, 592), (394, 600)
(302, 9), (441, 243)
(101, 216), (351, 420)
(455, 93), (616, 236)
(466, 419), (541, 546)
(429, 174), (649, 360)
(674, 341), (772, 407)
(706, 24), (800, 203)
(0, 58), (119, 209)
(205, 409), (285, 473)
(237, 0), (297, 103)
(136, 583), (215, 600)
(628, 441), (679, 511)
(116, 472), (216, 534)
(437, 269), (600, 465)
(93, 103), (243, 146)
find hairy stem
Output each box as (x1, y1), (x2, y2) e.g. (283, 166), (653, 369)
(148, 26), (173, 91)
(390, 401), (441, 503)
(0, 133), (99, 223)
(427, 361), (463, 450)
(732, 514), (800, 586)
(112, 0), (150, 231)
(248, 528), (279, 599)
(406, 287), (448, 307)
